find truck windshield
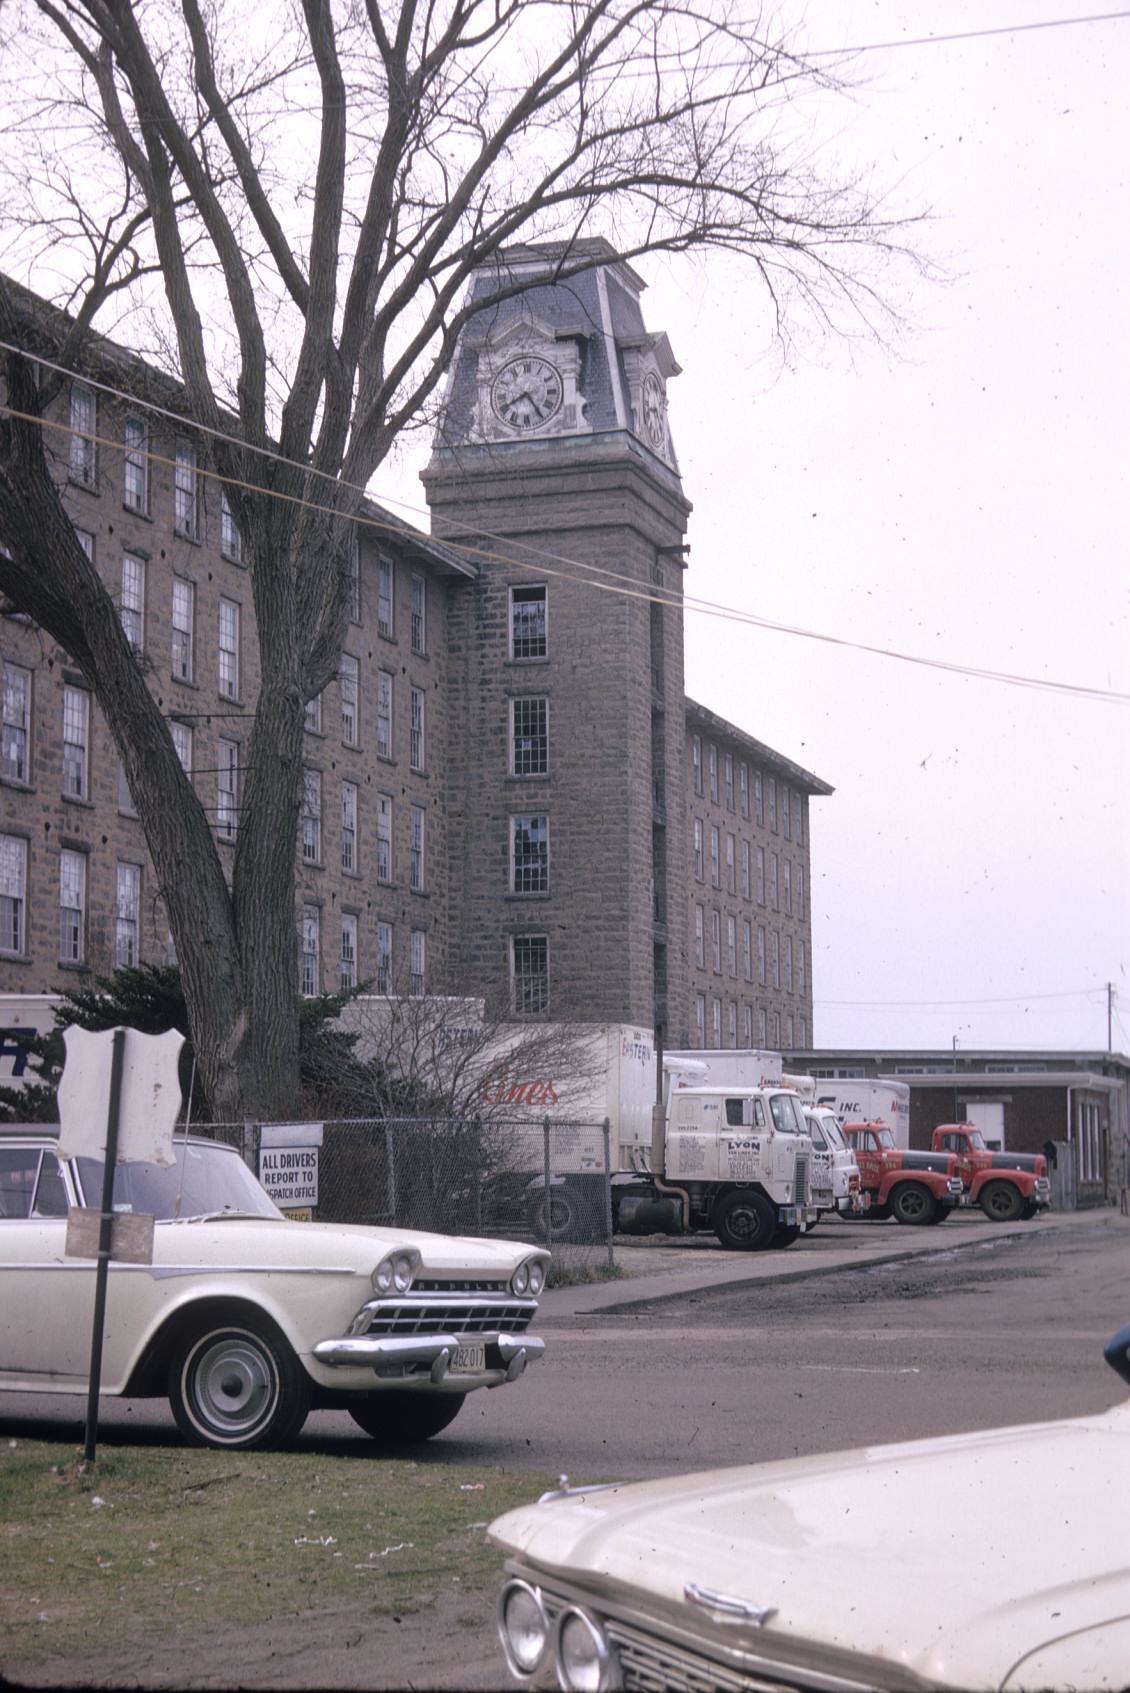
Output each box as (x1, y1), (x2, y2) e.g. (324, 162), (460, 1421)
(769, 1093), (803, 1133)
(75, 1139), (281, 1221)
(820, 1117), (847, 1150)
(966, 1129), (986, 1149)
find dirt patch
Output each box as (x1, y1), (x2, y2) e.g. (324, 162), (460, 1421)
(4, 1584), (503, 1690)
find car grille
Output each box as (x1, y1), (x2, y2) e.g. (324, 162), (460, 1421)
(359, 1295), (534, 1336)
(414, 1278), (511, 1294)
(541, 1594), (799, 1693)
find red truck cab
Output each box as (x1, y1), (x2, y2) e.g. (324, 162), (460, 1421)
(931, 1125), (1051, 1222)
(842, 1122), (965, 1226)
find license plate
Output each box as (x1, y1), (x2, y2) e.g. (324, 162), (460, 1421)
(452, 1343), (485, 1372)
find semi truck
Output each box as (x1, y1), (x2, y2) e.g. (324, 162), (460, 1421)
(814, 1078), (912, 1148)
(841, 1122), (964, 1224)
(931, 1124), (1051, 1221)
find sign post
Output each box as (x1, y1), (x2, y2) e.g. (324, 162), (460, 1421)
(56, 1024), (184, 1464)
(82, 1028), (126, 1464)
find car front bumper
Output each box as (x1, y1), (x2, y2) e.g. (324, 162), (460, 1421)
(312, 1330), (547, 1388)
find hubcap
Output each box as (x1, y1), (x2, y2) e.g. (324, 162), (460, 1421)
(190, 1335), (276, 1435)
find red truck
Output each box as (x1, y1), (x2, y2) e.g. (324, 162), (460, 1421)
(842, 1123), (965, 1225)
(930, 1124), (1051, 1221)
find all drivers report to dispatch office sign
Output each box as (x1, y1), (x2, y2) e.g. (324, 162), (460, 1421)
(258, 1121), (323, 1214)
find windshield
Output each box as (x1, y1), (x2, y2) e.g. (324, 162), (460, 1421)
(966, 1128), (986, 1149)
(819, 1115), (846, 1150)
(75, 1140), (281, 1221)
(769, 1092), (804, 1133)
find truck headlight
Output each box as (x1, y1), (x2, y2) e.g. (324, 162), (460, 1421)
(556, 1607), (620, 1691)
(498, 1580), (549, 1677)
(372, 1249), (419, 1294)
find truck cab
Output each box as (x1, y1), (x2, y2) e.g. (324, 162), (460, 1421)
(803, 1107), (864, 1217)
(842, 1122), (964, 1225)
(931, 1124), (1051, 1221)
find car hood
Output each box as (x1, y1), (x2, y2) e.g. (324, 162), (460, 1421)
(151, 1217), (539, 1278)
(490, 1402), (1130, 1691)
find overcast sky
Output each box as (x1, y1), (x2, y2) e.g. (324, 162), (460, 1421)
(381, 2), (1128, 1057)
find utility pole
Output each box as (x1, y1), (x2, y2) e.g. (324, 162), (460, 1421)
(1109, 981), (1114, 1053)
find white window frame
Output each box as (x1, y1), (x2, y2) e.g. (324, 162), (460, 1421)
(511, 933), (549, 1014)
(711, 997), (722, 1046)
(758, 1007), (768, 1046)
(305, 689), (323, 735)
(115, 862), (141, 967)
(174, 437), (199, 539)
(341, 780), (358, 874)
(170, 719), (193, 779)
(723, 752), (734, 810)
(768, 777), (778, 833)
(376, 792), (393, 882)
(339, 653), (359, 746)
(742, 919), (752, 982)
(695, 993), (706, 1049)
(69, 384), (96, 486)
(725, 832), (735, 894)
(301, 768), (322, 864)
(220, 488), (242, 563)
(511, 814), (549, 895)
(62, 686), (89, 800)
(708, 744), (718, 802)
(411, 573), (427, 655)
(409, 804), (425, 892)
(216, 737), (239, 840)
(711, 909), (721, 974)
(120, 551), (145, 650)
(769, 852), (779, 910)
(171, 577), (195, 681)
(340, 912), (358, 991)
(798, 941), (806, 995)
(744, 1004), (753, 1046)
(123, 415), (148, 512)
(728, 1000), (738, 1048)
(2, 662), (31, 784)
(739, 761), (749, 818)
(218, 598), (240, 699)
(709, 826), (720, 888)
(754, 769), (764, 827)
(693, 818), (704, 882)
(510, 696), (548, 776)
(691, 734), (702, 795)
(409, 686), (425, 772)
(771, 929), (780, 990)
(301, 905), (320, 997)
(726, 914), (737, 978)
(740, 839), (751, 900)
(509, 584), (548, 661)
(376, 920), (393, 994)
(376, 669), (393, 758)
(783, 859), (792, 915)
(694, 903), (705, 969)
(410, 928), (426, 996)
(757, 925), (766, 986)
(784, 934), (794, 993)
(377, 555), (395, 639)
(796, 866), (805, 920)
(59, 848), (86, 964)
(0, 834), (28, 954)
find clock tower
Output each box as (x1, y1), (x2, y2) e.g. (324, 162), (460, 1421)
(423, 240), (692, 1044)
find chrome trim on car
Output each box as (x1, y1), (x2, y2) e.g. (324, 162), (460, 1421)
(347, 1291), (539, 1338)
(312, 1331), (546, 1376)
(686, 1582), (777, 1627)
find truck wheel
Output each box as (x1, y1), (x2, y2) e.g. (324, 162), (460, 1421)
(527, 1184), (579, 1242)
(980, 1182), (1024, 1223)
(713, 1190), (776, 1251)
(349, 1392), (466, 1443)
(169, 1317), (310, 1450)
(769, 1223), (802, 1250)
(890, 1184), (938, 1226)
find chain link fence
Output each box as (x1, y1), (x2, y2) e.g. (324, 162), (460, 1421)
(202, 1115), (615, 1276)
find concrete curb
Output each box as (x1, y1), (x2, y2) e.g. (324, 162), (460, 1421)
(541, 1206), (1126, 1321)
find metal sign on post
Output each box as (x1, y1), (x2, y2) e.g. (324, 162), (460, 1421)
(56, 1025), (184, 1463)
(258, 1122), (323, 1213)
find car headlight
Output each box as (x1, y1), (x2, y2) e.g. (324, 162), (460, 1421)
(498, 1579), (549, 1678)
(510, 1257), (547, 1298)
(556, 1607), (620, 1692)
(372, 1249), (419, 1295)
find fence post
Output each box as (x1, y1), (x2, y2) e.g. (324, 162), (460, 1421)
(542, 1117), (552, 1251)
(385, 1120), (398, 1224)
(240, 1118), (258, 1177)
(472, 1115), (483, 1235)
(602, 1117), (614, 1270)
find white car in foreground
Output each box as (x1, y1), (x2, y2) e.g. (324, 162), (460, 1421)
(492, 1325), (1130, 1692)
(0, 1126), (547, 1450)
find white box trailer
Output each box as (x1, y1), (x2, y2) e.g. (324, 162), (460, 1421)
(0, 996), (62, 1090)
(664, 1049), (784, 1092)
(812, 1078), (912, 1149)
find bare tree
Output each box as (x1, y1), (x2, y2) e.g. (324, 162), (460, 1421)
(0, 1), (923, 1120)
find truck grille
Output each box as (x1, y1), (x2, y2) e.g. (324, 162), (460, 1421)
(358, 1295), (535, 1337)
(793, 1154), (808, 1206)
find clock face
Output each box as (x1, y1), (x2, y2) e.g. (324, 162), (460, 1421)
(642, 371), (665, 447)
(491, 356), (563, 431)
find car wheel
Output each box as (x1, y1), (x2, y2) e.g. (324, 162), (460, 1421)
(527, 1184), (579, 1242)
(349, 1392), (467, 1443)
(768, 1223), (802, 1250)
(713, 1189), (776, 1251)
(890, 1183), (937, 1226)
(980, 1181), (1024, 1223)
(169, 1318), (310, 1450)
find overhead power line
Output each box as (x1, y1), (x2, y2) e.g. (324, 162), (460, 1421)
(3, 339), (1128, 706)
(809, 9), (1130, 59)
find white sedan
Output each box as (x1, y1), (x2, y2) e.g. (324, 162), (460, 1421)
(492, 1326), (1130, 1691)
(0, 1126), (547, 1450)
